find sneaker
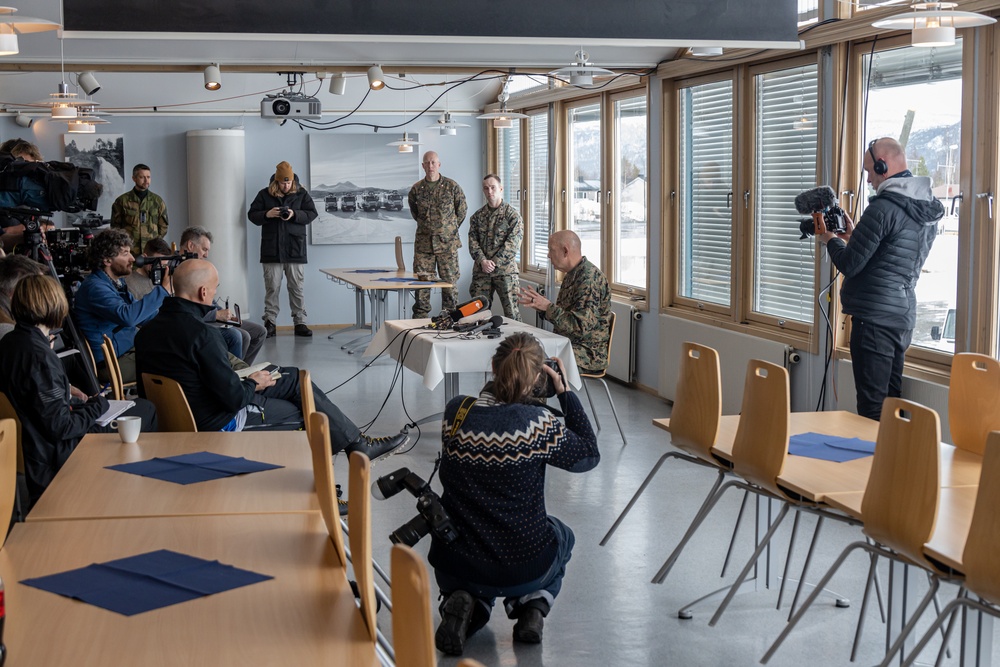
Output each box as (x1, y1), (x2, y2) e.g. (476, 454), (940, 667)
(513, 607), (544, 644)
(294, 323), (313, 337)
(264, 320), (276, 338)
(435, 590), (474, 656)
(349, 432), (409, 462)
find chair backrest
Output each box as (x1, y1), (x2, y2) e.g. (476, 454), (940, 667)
(0, 418), (17, 546)
(391, 543), (437, 667)
(82, 336), (99, 381)
(730, 359), (790, 496)
(101, 334), (124, 400)
(307, 412), (347, 567)
(299, 369), (316, 439)
(948, 353), (1000, 455)
(457, 660), (489, 667)
(395, 235), (406, 271)
(140, 373), (198, 432)
(962, 431), (1000, 603)
(580, 310), (616, 379)
(0, 392), (24, 475)
(861, 398), (941, 565)
(349, 451), (378, 643)
(667, 342), (722, 460)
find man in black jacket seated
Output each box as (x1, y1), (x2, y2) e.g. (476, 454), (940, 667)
(134, 259), (408, 458)
(818, 137), (944, 420)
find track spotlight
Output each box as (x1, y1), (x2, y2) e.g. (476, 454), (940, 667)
(690, 46), (723, 57)
(329, 72), (347, 96)
(14, 112), (32, 128)
(204, 64), (222, 91)
(78, 70), (101, 95)
(367, 65), (385, 90)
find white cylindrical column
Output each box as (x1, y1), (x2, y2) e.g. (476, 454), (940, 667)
(186, 129), (249, 313)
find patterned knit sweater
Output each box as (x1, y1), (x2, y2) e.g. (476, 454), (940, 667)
(427, 389), (599, 587)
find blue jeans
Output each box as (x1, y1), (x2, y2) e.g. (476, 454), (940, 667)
(435, 517), (575, 624)
(849, 318), (911, 421)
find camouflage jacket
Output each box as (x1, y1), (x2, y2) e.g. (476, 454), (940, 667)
(408, 176), (468, 254)
(468, 200), (523, 275)
(544, 257), (611, 373)
(111, 189), (168, 254)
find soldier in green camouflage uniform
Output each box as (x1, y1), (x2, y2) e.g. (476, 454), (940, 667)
(468, 174), (523, 320)
(111, 163), (169, 256)
(408, 151), (467, 318)
(519, 230), (611, 373)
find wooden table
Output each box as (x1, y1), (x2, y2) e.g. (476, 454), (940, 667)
(0, 512), (377, 666)
(27, 431), (317, 522)
(320, 268), (452, 352)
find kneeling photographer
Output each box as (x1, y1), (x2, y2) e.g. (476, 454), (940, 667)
(424, 332), (599, 655)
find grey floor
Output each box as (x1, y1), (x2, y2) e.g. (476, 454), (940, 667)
(263, 326), (987, 667)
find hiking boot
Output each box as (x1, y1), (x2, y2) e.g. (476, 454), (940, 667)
(435, 590), (474, 656)
(348, 432), (409, 462)
(513, 607), (544, 644)
(294, 323), (313, 337)
(264, 320), (276, 338)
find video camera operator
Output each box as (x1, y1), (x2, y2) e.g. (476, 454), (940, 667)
(427, 332), (599, 656)
(819, 137), (943, 420)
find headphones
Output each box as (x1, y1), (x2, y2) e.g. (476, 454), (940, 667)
(868, 139), (888, 176)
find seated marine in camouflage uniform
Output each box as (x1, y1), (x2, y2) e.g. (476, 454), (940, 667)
(518, 230), (611, 373)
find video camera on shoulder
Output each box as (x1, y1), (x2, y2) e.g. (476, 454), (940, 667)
(794, 186), (848, 239)
(372, 467), (458, 547)
(133, 252), (198, 286)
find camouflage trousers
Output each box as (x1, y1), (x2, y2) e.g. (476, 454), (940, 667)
(412, 251), (460, 318)
(469, 272), (521, 321)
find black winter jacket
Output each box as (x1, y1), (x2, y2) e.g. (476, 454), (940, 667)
(247, 175), (318, 264)
(135, 297), (257, 431)
(0, 323), (109, 504)
(828, 175), (943, 330)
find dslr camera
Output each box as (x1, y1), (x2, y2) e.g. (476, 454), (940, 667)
(373, 467), (458, 547)
(532, 358), (564, 399)
(279, 206), (291, 219)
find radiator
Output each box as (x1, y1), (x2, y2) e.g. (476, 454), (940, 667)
(608, 300), (638, 383)
(659, 314), (790, 415)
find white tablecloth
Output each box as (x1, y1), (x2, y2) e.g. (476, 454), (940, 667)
(364, 317), (582, 391)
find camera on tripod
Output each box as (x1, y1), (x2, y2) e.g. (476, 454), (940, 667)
(372, 467), (458, 547)
(794, 186), (849, 239)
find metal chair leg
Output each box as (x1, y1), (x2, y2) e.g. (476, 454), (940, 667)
(777, 509), (802, 611)
(709, 503), (791, 626)
(851, 551), (881, 662)
(761, 540), (871, 664)
(582, 379), (602, 432)
(925, 573), (953, 660)
(652, 476), (737, 584)
(878, 576), (941, 667)
(601, 451), (683, 545)
(932, 587), (965, 667)
(787, 514), (825, 619)
(901, 597), (976, 667)
(598, 377), (628, 445)
(721, 489), (750, 578)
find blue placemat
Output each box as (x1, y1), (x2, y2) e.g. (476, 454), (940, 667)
(407, 281), (438, 285)
(375, 277), (417, 283)
(789, 432), (876, 463)
(21, 549), (272, 616)
(106, 452), (283, 485)
(346, 269), (392, 273)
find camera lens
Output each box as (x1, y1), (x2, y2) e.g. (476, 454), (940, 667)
(389, 516), (430, 547)
(271, 99), (291, 116)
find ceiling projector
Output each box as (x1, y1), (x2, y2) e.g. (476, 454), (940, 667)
(260, 93), (322, 120)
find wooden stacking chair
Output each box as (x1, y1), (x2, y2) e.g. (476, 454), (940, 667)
(762, 398), (945, 664)
(897, 431), (1000, 665)
(140, 373), (197, 432)
(395, 235), (406, 271)
(100, 335), (124, 400)
(300, 369), (317, 438)
(948, 352), (1000, 455)
(307, 412), (347, 567)
(391, 543), (437, 667)
(0, 418), (17, 544)
(580, 311), (627, 444)
(349, 451), (394, 659)
(0, 392), (26, 521)
(457, 660), (489, 667)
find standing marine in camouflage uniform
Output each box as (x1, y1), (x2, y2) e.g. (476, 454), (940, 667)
(468, 174), (523, 321)
(408, 151), (467, 318)
(111, 163), (168, 256)
(518, 230), (611, 373)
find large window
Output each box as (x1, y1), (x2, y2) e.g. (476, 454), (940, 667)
(677, 79), (734, 309)
(495, 121), (522, 264)
(861, 42), (962, 355)
(526, 111), (550, 271)
(567, 100), (603, 270)
(612, 94), (648, 290)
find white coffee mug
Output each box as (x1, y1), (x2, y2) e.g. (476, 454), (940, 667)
(111, 415), (142, 444)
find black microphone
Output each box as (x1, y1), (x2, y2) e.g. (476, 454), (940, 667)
(431, 295), (492, 328)
(459, 315), (502, 335)
(794, 186), (838, 214)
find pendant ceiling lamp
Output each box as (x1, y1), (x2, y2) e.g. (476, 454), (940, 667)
(0, 7), (60, 56)
(478, 78), (528, 130)
(872, 1), (996, 47)
(33, 40), (97, 119)
(426, 111), (471, 136)
(549, 50), (614, 86)
(387, 132), (421, 153)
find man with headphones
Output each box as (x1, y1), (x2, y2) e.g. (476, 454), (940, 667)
(818, 137), (944, 421)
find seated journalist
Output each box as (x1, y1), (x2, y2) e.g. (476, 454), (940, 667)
(429, 332), (599, 656)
